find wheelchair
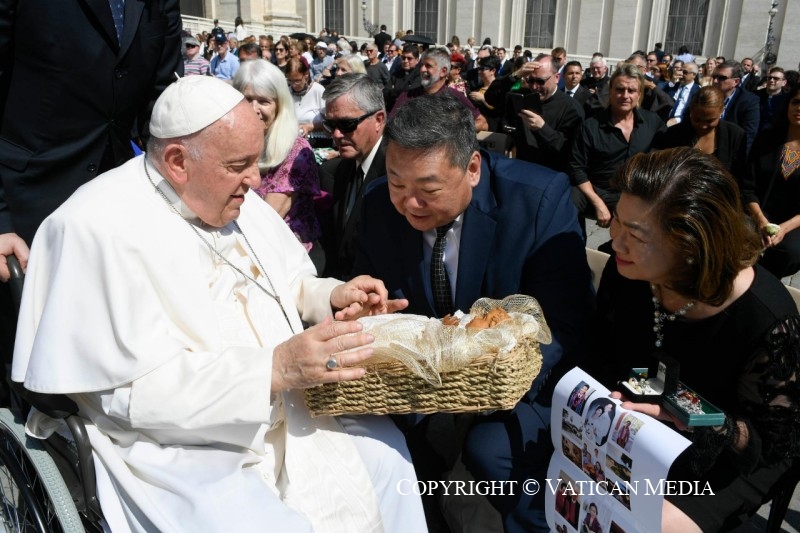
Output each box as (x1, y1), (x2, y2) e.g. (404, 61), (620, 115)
(0, 255), (103, 532)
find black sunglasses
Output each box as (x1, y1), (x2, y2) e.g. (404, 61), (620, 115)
(322, 109), (378, 134)
(712, 74), (734, 82)
(525, 75), (552, 86)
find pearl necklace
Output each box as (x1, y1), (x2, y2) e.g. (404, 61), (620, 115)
(650, 284), (695, 348)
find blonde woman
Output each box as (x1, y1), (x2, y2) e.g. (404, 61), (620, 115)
(233, 60), (324, 270)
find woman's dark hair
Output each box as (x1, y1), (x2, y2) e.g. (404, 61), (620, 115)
(479, 56), (501, 73)
(612, 147), (762, 305)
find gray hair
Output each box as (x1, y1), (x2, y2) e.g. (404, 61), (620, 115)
(421, 47), (451, 73)
(323, 73), (385, 113)
(385, 92), (478, 169)
(683, 62), (699, 75)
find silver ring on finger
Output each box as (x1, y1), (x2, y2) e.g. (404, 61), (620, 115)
(326, 356), (339, 371)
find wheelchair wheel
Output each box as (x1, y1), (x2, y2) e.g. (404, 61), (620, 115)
(0, 408), (83, 532)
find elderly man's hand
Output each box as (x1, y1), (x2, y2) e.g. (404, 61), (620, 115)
(519, 109), (545, 131)
(0, 233), (29, 282)
(331, 275), (408, 320)
(271, 318), (374, 391)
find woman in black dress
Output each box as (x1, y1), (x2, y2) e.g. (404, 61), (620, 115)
(653, 85), (746, 178)
(742, 84), (800, 278)
(594, 147), (800, 531)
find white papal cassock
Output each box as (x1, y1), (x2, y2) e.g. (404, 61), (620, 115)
(12, 156), (426, 533)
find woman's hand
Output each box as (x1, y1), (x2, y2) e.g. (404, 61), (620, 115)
(331, 275), (409, 320)
(469, 91), (485, 103)
(610, 391), (688, 431)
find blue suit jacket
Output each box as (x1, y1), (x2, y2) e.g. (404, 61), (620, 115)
(354, 150), (592, 395)
(668, 83), (700, 121)
(724, 87), (760, 153)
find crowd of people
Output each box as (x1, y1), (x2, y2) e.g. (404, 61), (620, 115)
(1, 8), (800, 532)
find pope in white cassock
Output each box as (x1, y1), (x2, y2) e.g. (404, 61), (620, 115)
(11, 76), (427, 532)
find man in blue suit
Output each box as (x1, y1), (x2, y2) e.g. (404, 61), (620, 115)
(666, 62), (701, 126)
(354, 92), (592, 532)
(714, 60), (760, 153)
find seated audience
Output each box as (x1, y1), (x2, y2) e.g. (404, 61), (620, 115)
(363, 43), (390, 87)
(563, 60), (590, 105)
(447, 52), (468, 96)
(391, 47), (489, 131)
(714, 60), (761, 153)
(665, 62), (700, 125)
(468, 56), (503, 131)
(743, 85), (800, 278)
(581, 55), (610, 118)
(594, 147), (800, 532)
(273, 41), (290, 71)
(233, 60), (324, 272)
(11, 75), (426, 533)
(654, 86), (746, 178)
(626, 53), (674, 122)
(568, 63), (666, 228)
(509, 55), (584, 171)
(758, 67), (789, 132)
(285, 58), (330, 147)
(699, 56), (717, 87)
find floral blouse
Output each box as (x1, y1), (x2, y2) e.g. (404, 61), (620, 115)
(255, 136), (321, 251)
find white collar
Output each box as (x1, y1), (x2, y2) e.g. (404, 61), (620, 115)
(359, 135), (383, 177)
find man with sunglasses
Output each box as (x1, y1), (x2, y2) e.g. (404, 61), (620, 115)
(183, 36), (210, 76)
(319, 74), (388, 279)
(758, 66), (788, 132)
(505, 55), (584, 171)
(713, 60), (760, 153)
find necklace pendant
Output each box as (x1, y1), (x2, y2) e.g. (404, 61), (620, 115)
(655, 339), (662, 348)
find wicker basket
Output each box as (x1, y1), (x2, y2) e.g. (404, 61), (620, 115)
(304, 338), (542, 417)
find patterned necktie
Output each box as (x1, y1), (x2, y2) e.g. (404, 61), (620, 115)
(430, 222), (455, 317)
(669, 86), (685, 118)
(109, 0), (125, 43)
(722, 95), (732, 119)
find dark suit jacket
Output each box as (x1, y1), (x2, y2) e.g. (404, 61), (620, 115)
(565, 85), (590, 107)
(724, 87), (760, 154)
(374, 31), (392, 51)
(319, 139), (387, 279)
(514, 89), (585, 172)
(667, 82), (700, 121)
(0, 0), (183, 243)
(354, 149), (592, 393)
(653, 120), (747, 183)
(741, 73), (761, 92)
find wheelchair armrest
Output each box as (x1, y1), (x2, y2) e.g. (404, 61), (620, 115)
(7, 254), (24, 312)
(64, 414), (102, 520)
